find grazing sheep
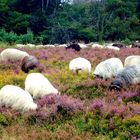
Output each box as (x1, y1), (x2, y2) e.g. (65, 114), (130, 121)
(66, 43), (81, 51)
(112, 43), (126, 48)
(109, 65), (140, 91)
(91, 43), (104, 48)
(0, 48), (29, 62)
(16, 44), (25, 48)
(78, 43), (88, 48)
(124, 55), (140, 67)
(131, 42), (140, 48)
(25, 73), (59, 99)
(105, 45), (120, 51)
(43, 44), (55, 48)
(26, 44), (35, 48)
(69, 57), (91, 74)
(0, 85), (37, 112)
(57, 44), (67, 48)
(21, 55), (39, 73)
(93, 58), (123, 79)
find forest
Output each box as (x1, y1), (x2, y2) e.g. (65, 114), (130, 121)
(0, 0), (140, 44)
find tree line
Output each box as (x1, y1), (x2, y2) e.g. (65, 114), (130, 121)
(0, 0), (140, 44)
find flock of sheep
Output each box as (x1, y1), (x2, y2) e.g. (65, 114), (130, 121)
(0, 43), (140, 113)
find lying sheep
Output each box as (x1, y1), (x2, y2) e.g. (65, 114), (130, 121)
(66, 43), (81, 51)
(0, 85), (37, 112)
(21, 55), (39, 73)
(25, 73), (59, 99)
(124, 55), (140, 67)
(93, 58), (123, 79)
(0, 48), (29, 62)
(109, 65), (140, 91)
(69, 57), (91, 74)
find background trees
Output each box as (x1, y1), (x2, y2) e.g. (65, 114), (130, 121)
(0, 0), (139, 44)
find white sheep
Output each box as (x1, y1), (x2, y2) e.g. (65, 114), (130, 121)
(43, 44), (55, 48)
(124, 55), (140, 67)
(93, 57), (123, 79)
(16, 44), (25, 48)
(26, 43), (35, 48)
(78, 43), (88, 48)
(91, 43), (104, 48)
(105, 45), (120, 51)
(0, 48), (29, 62)
(25, 73), (59, 99)
(69, 57), (91, 74)
(0, 85), (37, 112)
(109, 65), (140, 91)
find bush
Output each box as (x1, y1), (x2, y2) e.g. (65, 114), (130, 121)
(0, 28), (35, 44)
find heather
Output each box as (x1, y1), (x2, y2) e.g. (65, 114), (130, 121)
(0, 46), (140, 139)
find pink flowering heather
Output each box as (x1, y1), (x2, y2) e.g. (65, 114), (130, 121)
(39, 49), (48, 60)
(28, 94), (84, 123)
(121, 92), (140, 100)
(90, 99), (104, 110)
(37, 94), (84, 112)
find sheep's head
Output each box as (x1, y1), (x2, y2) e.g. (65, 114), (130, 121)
(21, 55), (39, 73)
(109, 78), (123, 91)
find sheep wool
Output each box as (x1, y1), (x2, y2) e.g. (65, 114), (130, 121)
(66, 43), (81, 51)
(25, 73), (59, 99)
(21, 55), (39, 73)
(69, 57), (91, 73)
(105, 45), (120, 51)
(93, 57), (123, 79)
(0, 48), (29, 62)
(109, 65), (140, 91)
(0, 85), (37, 112)
(124, 55), (140, 67)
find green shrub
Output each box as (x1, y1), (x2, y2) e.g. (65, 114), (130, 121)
(0, 114), (8, 126)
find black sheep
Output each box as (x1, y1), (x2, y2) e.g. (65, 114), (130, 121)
(66, 43), (81, 52)
(112, 43), (126, 48)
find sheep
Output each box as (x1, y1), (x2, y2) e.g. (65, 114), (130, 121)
(105, 45), (120, 51)
(43, 44), (55, 48)
(109, 65), (140, 91)
(26, 43), (35, 48)
(0, 85), (37, 112)
(25, 73), (59, 99)
(131, 42), (140, 48)
(16, 44), (25, 48)
(78, 43), (88, 48)
(57, 44), (67, 48)
(124, 55), (140, 67)
(69, 57), (91, 74)
(112, 43), (126, 48)
(93, 57), (123, 79)
(0, 48), (29, 62)
(21, 55), (39, 73)
(66, 43), (81, 51)
(91, 43), (104, 48)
